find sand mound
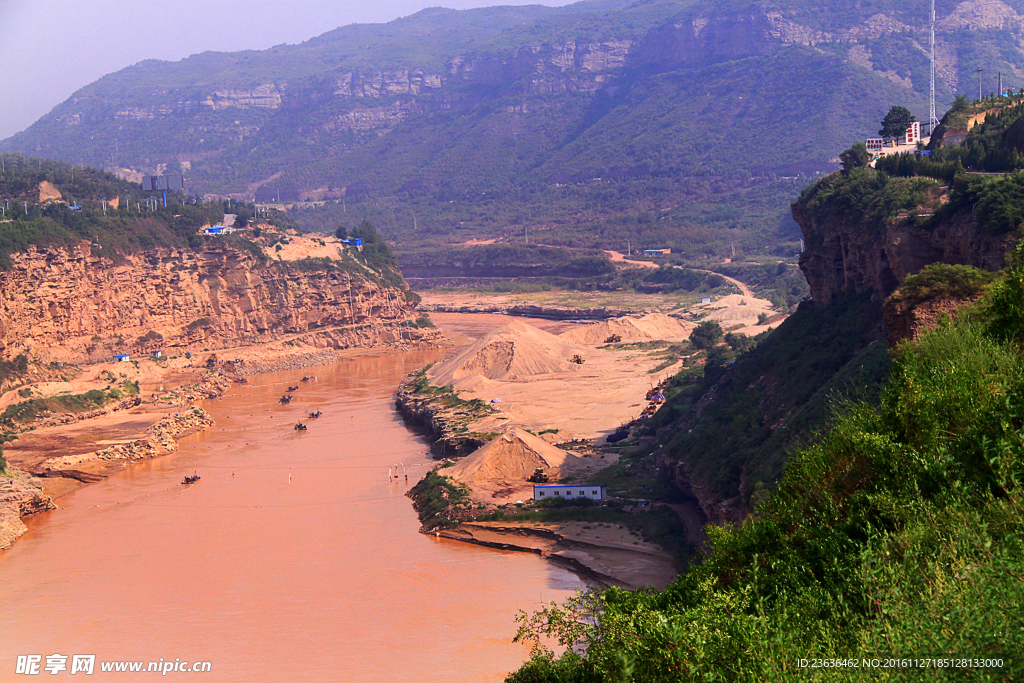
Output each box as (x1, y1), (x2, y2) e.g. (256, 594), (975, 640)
(700, 294), (775, 325)
(560, 313), (695, 345)
(706, 294), (773, 310)
(446, 428), (581, 485)
(430, 320), (584, 385)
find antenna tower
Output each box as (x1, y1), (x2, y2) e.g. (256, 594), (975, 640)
(929, 0), (939, 128)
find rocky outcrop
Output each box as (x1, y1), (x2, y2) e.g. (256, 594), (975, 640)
(0, 241), (417, 364)
(394, 373), (490, 458)
(794, 183), (1012, 305)
(883, 294), (982, 346)
(0, 469), (56, 551)
(39, 408), (216, 475)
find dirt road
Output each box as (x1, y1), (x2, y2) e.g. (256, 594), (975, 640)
(604, 251), (755, 297)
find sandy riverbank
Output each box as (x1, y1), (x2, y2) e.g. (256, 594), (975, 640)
(399, 310), (719, 587)
(438, 520), (678, 590)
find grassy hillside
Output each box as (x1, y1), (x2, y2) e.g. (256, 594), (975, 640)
(507, 248), (1024, 683)
(646, 293), (891, 516)
(0, 153), (226, 267)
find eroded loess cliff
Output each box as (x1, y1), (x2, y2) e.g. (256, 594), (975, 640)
(793, 175), (1012, 305)
(0, 241), (418, 363)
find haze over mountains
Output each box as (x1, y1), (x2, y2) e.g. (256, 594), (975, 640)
(4, 0), (1024, 256)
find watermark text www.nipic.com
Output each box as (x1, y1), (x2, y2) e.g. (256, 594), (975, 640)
(15, 655), (212, 676)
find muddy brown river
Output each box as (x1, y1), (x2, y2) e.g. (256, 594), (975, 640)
(0, 350), (583, 682)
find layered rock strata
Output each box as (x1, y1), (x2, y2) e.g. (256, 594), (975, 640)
(0, 241), (416, 364)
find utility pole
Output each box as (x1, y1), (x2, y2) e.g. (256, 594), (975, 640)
(978, 67), (984, 101)
(998, 72), (1003, 97)
(929, 0), (938, 129)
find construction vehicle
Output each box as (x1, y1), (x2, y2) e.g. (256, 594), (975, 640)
(604, 334), (622, 343)
(527, 468), (550, 483)
(569, 354), (586, 364)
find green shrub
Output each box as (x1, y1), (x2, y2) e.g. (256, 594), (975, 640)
(889, 263), (995, 306)
(508, 298), (1024, 682)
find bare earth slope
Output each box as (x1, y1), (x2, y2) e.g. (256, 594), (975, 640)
(430, 320), (585, 385)
(446, 428), (582, 488)
(560, 313), (695, 345)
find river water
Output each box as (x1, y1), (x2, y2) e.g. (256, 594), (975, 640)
(0, 349), (583, 682)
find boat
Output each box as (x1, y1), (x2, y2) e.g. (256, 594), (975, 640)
(294, 423), (308, 431)
(308, 410), (322, 418)
(280, 394), (293, 404)
(287, 385), (299, 391)
(182, 474), (201, 485)
(301, 376), (311, 382)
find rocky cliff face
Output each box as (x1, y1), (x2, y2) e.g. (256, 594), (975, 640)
(0, 471), (55, 551)
(794, 184), (1012, 305)
(0, 241), (416, 363)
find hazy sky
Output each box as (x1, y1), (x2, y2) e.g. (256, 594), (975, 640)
(0, 0), (573, 140)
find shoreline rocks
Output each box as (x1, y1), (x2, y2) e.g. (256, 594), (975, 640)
(394, 373), (489, 458)
(0, 469), (57, 552)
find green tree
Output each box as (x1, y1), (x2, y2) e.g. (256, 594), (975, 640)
(724, 332), (752, 352)
(879, 105), (916, 139)
(839, 142), (870, 173)
(690, 320), (723, 350)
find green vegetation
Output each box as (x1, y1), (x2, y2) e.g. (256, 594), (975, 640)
(15, 0), (999, 264)
(406, 368), (495, 422)
(408, 470), (470, 530)
(878, 104), (916, 139)
(839, 141), (869, 173)
(649, 293), (890, 512)
(0, 353), (29, 386)
(508, 256), (1024, 682)
(797, 167), (938, 236)
(707, 262), (808, 311)
(0, 388), (124, 428)
(889, 263), (996, 307)
(689, 321), (723, 351)
(0, 153), (274, 269)
(400, 244), (615, 279)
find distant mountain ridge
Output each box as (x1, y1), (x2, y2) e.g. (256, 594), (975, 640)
(5, 0), (1024, 255)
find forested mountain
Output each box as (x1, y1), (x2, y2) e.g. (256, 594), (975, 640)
(4, 0), (1024, 257)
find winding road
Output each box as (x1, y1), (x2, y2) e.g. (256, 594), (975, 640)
(604, 250), (755, 297)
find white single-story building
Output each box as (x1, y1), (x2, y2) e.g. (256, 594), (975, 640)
(533, 484), (607, 501)
(643, 248), (671, 256)
(700, 296), (712, 304)
(113, 354), (130, 362)
(150, 349), (163, 358)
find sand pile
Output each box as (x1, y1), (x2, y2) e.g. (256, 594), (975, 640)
(446, 428), (581, 486)
(429, 320), (584, 385)
(560, 313), (696, 345)
(701, 295), (775, 325)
